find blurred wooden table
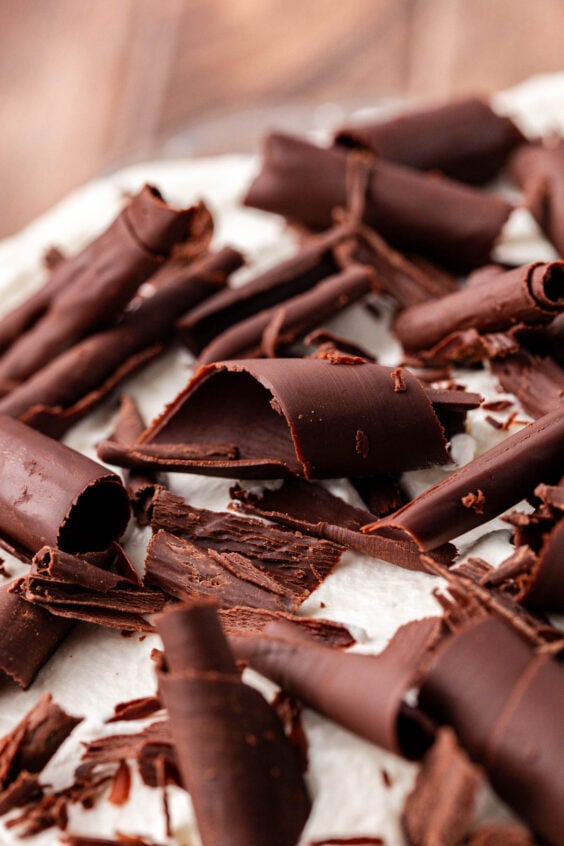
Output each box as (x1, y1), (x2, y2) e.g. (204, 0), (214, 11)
(2, 0), (564, 237)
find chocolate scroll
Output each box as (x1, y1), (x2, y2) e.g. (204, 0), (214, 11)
(244, 133), (512, 271)
(155, 602), (311, 846)
(509, 141), (564, 257)
(0, 186), (200, 386)
(0, 248), (243, 437)
(395, 261), (564, 358)
(367, 405), (564, 549)
(0, 415), (130, 559)
(97, 359), (458, 480)
(418, 616), (564, 845)
(335, 97), (524, 184)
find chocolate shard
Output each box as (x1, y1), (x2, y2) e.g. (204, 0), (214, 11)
(418, 615), (564, 845)
(0, 584), (73, 688)
(395, 261), (564, 358)
(244, 133), (512, 271)
(509, 141), (564, 257)
(98, 359), (455, 480)
(467, 822), (537, 845)
(402, 728), (482, 846)
(0, 186), (200, 387)
(0, 692), (81, 815)
(176, 223), (350, 353)
(0, 248), (242, 438)
(108, 394), (165, 525)
(230, 478), (456, 573)
(335, 97), (524, 184)
(220, 606), (356, 648)
(150, 488), (343, 596)
(197, 264), (375, 365)
(232, 617), (438, 759)
(0, 415), (130, 561)
(366, 405), (564, 550)
(107, 696), (163, 724)
(154, 602), (311, 846)
(491, 350), (564, 419)
(146, 529), (299, 612)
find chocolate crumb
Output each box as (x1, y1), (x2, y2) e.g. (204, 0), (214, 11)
(391, 367), (407, 392)
(381, 769), (392, 788)
(355, 429), (370, 458)
(461, 489), (486, 514)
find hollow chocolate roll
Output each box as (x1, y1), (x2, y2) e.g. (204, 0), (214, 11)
(418, 616), (564, 845)
(244, 133), (512, 271)
(155, 602), (311, 846)
(197, 264), (374, 365)
(335, 97), (524, 184)
(395, 261), (564, 355)
(366, 405), (564, 549)
(0, 415), (130, 559)
(509, 141), (564, 257)
(97, 358), (457, 479)
(0, 186), (200, 387)
(0, 248), (243, 438)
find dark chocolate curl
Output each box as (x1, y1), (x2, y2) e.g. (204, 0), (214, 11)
(197, 264), (374, 365)
(155, 602), (311, 846)
(98, 359), (451, 480)
(335, 97), (524, 184)
(419, 616), (564, 846)
(509, 141), (564, 257)
(491, 350), (564, 419)
(395, 261), (564, 355)
(0, 186), (198, 385)
(0, 415), (130, 559)
(367, 405), (564, 549)
(244, 133), (512, 271)
(0, 248), (242, 438)
(232, 619), (435, 759)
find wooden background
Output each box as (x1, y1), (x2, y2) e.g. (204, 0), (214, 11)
(2, 0), (564, 238)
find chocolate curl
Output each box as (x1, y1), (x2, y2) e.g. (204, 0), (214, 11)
(197, 264), (374, 365)
(230, 478), (456, 573)
(219, 607), (355, 648)
(491, 350), (564, 419)
(177, 223), (350, 354)
(366, 404), (564, 550)
(0, 692), (81, 814)
(0, 416), (130, 560)
(109, 395), (164, 526)
(0, 248), (243, 438)
(395, 261), (564, 358)
(509, 141), (564, 256)
(97, 359), (456, 480)
(0, 186), (200, 386)
(0, 585), (72, 688)
(244, 133), (512, 271)
(335, 97), (524, 185)
(418, 615), (564, 845)
(155, 602), (311, 846)
(232, 618), (438, 759)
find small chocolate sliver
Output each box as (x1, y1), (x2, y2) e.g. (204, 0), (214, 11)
(107, 696), (163, 724)
(155, 602), (311, 846)
(308, 838), (384, 845)
(244, 133), (512, 271)
(62, 835), (167, 846)
(335, 97), (524, 185)
(402, 728), (481, 846)
(221, 606), (356, 648)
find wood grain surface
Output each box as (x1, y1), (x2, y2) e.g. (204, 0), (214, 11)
(2, 0), (564, 237)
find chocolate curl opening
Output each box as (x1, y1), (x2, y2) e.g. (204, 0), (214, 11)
(154, 602), (311, 846)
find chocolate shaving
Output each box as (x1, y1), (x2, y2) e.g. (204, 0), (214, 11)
(509, 140), (564, 256)
(0, 248), (242, 438)
(62, 836), (167, 846)
(305, 329), (376, 361)
(491, 350), (564, 418)
(155, 601), (311, 846)
(308, 838), (384, 845)
(351, 476), (405, 517)
(244, 133), (512, 271)
(108, 759), (131, 806)
(197, 264), (374, 365)
(335, 97), (523, 184)
(221, 606), (356, 648)
(107, 696), (163, 724)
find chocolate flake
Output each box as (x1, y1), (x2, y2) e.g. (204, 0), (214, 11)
(461, 489), (486, 515)
(221, 606), (355, 647)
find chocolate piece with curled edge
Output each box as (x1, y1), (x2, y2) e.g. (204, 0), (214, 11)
(395, 261), (564, 358)
(0, 415), (130, 560)
(335, 97), (524, 185)
(366, 405), (564, 550)
(491, 350), (564, 419)
(220, 606), (356, 648)
(244, 133), (512, 271)
(97, 359), (464, 480)
(509, 141), (564, 257)
(0, 186), (201, 387)
(232, 616), (440, 759)
(418, 615), (564, 845)
(197, 264), (374, 365)
(154, 601), (311, 846)
(0, 247), (242, 438)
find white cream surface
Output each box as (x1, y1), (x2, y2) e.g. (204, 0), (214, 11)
(0, 73), (562, 845)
